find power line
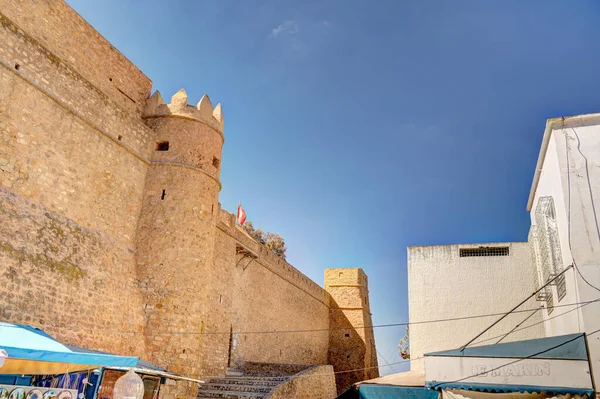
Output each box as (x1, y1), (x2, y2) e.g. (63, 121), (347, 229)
(473, 297), (600, 346)
(430, 327), (600, 389)
(5, 298), (597, 338)
(570, 127), (600, 245)
(78, 297), (600, 383)
(459, 264), (572, 351)
(376, 348), (398, 374)
(187, 298), (600, 382)
(565, 128), (600, 294)
(494, 308), (539, 345)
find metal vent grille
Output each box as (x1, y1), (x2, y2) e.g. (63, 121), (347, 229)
(459, 247), (509, 257)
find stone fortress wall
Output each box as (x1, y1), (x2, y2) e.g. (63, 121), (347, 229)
(0, 0), (377, 392)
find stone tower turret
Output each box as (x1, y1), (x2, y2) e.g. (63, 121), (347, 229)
(135, 89), (225, 376)
(325, 268), (379, 394)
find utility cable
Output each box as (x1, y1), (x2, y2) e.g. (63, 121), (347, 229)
(473, 297), (600, 346)
(570, 127), (600, 244)
(193, 308), (599, 383)
(431, 327), (600, 389)
(376, 348), (398, 374)
(458, 264), (572, 351)
(565, 128), (600, 294)
(494, 308), (540, 345)
(20, 296), (595, 384)
(3, 297), (596, 337)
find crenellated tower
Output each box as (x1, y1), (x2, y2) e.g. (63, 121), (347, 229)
(135, 89), (226, 376)
(325, 268), (379, 394)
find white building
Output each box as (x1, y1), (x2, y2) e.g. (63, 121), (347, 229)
(408, 112), (600, 390)
(408, 242), (545, 372)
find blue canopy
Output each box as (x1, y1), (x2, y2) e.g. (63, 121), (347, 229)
(425, 333), (588, 361)
(358, 385), (439, 399)
(424, 333), (594, 397)
(0, 323), (138, 375)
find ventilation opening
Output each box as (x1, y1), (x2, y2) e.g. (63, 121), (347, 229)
(344, 333), (350, 338)
(14, 64), (20, 71)
(156, 141), (169, 151)
(117, 135), (123, 141)
(459, 247), (509, 257)
(109, 77), (113, 82)
(212, 156), (220, 168)
(346, 354), (351, 359)
(161, 189), (166, 200)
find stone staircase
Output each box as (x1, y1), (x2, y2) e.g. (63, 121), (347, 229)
(197, 374), (289, 399)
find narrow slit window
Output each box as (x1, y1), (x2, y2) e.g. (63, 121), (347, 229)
(161, 189), (166, 200)
(156, 141), (169, 151)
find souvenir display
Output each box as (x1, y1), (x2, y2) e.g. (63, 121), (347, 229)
(42, 390), (56, 399)
(9, 388), (25, 399)
(57, 392), (71, 399)
(26, 390), (42, 399)
(0, 388), (8, 399)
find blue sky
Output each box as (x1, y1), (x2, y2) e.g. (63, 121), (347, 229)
(66, 0), (600, 375)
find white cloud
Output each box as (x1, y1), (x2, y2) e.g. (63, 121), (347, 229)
(270, 20), (298, 37)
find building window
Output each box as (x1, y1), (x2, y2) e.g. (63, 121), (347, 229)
(156, 141), (169, 151)
(459, 247), (509, 257)
(531, 196), (566, 310)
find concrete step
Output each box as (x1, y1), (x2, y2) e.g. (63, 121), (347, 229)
(196, 389), (266, 399)
(207, 378), (282, 387)
(199, 384), (271, 393)
(243, 371), (288, 377)
(212, 376), (288, 382)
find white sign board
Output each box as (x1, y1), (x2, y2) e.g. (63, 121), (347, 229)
(424, 356), (593, 390)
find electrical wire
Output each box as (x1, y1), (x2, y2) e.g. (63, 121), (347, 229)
(458, 264), (572, 351)
(430, 327), (600, 389)
(472, 297), (600, 346)
(463, 126), (600, 354)
(565, 127), (600, 294)
(14, 295), (594, 384)
(570, 127), (600, 244)
(190, 295), (600, 382)
(376, 348), (398, 374)
(493, 308), (539, 345)
(3, 298), (595, 337)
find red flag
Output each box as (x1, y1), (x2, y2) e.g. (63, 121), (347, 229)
(237, 203), (246, 226)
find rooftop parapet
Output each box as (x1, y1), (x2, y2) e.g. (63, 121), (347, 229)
(142, 89), (224, 134)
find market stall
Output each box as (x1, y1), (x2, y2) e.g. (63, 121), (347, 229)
(424, 333), (595, 397)
(0, 323), (200, 399)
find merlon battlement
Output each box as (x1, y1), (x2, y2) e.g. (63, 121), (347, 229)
(143, 89), (224, 133)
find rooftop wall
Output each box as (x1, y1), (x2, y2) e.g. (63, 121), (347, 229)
(407, 242), (545, 372)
